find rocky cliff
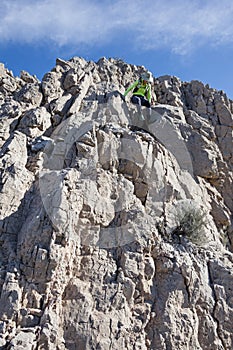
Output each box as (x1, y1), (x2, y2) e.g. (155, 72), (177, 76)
(0, 57), (232, 349)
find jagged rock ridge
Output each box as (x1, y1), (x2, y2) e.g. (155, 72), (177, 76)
(0, 57), (232, 349)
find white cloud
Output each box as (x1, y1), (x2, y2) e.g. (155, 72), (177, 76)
(1, 0), (233, 54)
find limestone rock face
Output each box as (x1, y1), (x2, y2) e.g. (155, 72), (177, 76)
(0, 58), (233, 349)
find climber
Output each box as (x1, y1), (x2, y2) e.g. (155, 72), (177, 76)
(123, 71), (153, 120)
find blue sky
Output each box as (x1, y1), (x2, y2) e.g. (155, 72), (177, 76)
(1, 0), (233, 99)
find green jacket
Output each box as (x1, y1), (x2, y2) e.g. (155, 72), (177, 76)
(124, 80), (152, 102)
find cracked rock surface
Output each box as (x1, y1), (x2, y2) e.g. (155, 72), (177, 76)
(0, 57), (233, 349)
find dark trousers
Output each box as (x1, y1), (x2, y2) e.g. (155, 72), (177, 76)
(131, 94), (151, 123)
(131, 95), (151, 108)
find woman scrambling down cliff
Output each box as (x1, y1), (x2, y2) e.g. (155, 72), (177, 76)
(123, 71), (153, 120)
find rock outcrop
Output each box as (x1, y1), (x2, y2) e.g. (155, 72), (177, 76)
(0, 57), (232, 349)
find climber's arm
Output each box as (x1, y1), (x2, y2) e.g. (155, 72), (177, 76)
(147, 84), (152, 103)
(124, 81), (138, 97)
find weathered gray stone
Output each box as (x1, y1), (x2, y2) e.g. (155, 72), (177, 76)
(8, 329), (37, 349)
(0, 56), (232, 350)
(41, 71), (63, 102)
(0, 76), (18, 93)
(63, 69), (79, 90)
(19, 107), (51, 137)
(30, 135), (52, 152)
(15, 82), (43, 106)
(49, 93), (73, 116)
(20, 70), (39, 84)
(214, 95), (233, 126)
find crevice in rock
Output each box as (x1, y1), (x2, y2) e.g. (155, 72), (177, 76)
(180, 266), (192, 304)
(207, 261), (227, 349)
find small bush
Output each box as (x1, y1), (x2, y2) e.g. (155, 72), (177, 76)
(172, 205), (208, 244)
